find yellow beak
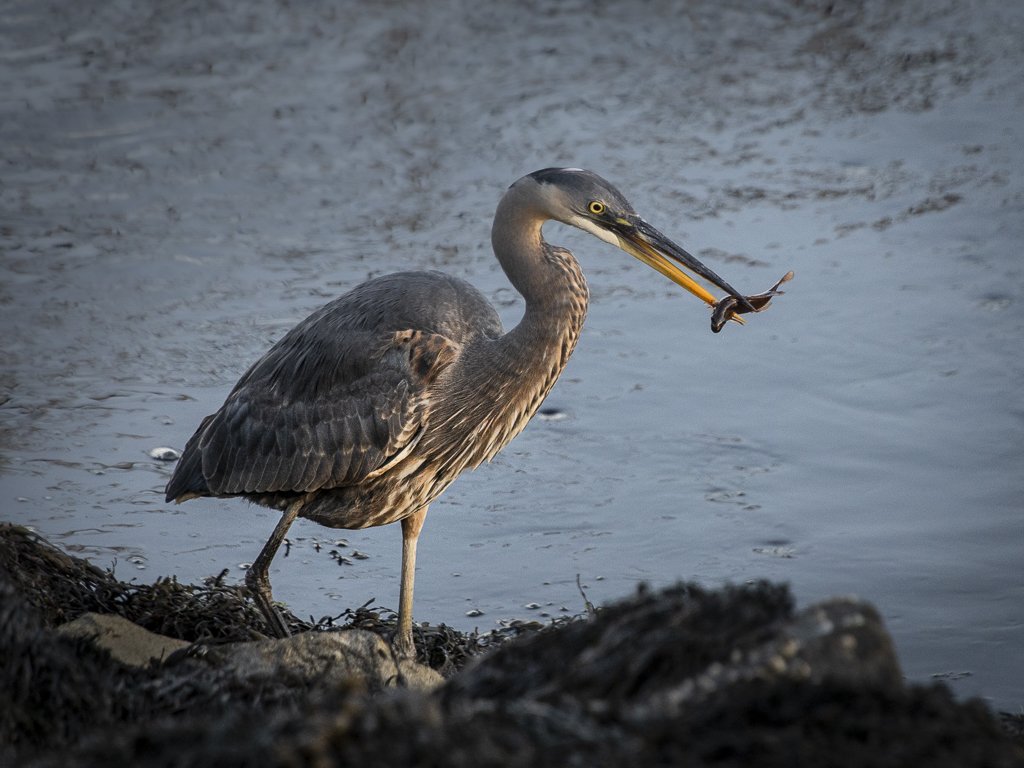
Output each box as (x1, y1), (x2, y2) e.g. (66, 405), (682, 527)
(615, 218), (756, 324)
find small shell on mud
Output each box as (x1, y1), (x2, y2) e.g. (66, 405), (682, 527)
(149, 446), (181, 461)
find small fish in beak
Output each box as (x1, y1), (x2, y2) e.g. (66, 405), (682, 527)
(711, 271), (794, 333)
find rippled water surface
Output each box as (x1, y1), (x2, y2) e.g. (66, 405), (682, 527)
(2, 1), (1022, 710)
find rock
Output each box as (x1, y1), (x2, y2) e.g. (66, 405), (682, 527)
(177, 629), (443, 692)
(58, 613), (190, 667)
(4, 526), (1021, 767)
(397, 656), (447, 692)
(55, 614), (445, 693)
(629, 597), (902, 719)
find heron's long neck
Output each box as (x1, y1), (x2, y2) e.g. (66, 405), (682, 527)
(490, 190), (589, 385)
(443, 198), (589, 469)
(494, 233), (589, 412)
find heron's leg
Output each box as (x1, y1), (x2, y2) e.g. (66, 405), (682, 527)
(245, 499), (302, 639)
(395, 505), (428, 658)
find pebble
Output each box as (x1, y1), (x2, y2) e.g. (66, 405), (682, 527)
(537, 407), (568, 422)
(149, 447), (181, 461)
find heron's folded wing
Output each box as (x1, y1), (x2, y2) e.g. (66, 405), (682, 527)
(174, 329), (458, 497)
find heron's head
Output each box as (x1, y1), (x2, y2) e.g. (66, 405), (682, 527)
(522, 167), (755, 313)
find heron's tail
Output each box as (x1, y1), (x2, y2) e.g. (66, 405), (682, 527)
(164, 415), (213, 502)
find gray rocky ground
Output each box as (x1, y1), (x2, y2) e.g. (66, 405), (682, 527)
(2, 524), (1022, 766)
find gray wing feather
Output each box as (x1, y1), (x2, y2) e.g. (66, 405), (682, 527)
(166, 271), (497, 502)
(197, 336), (423, 494)
(167, 272), (495, 505)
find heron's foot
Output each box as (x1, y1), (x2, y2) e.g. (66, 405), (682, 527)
(392, 628), (416, 660)
(245, 570), (291, 639)
(255, 592), (292, 639)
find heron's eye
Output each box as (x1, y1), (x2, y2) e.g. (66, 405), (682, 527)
(588, 201), (606, 215)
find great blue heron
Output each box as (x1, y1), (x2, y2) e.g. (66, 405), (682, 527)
(165, 168), (785, 657)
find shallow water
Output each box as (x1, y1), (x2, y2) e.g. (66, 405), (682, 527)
(2, 1), (1022, 710)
